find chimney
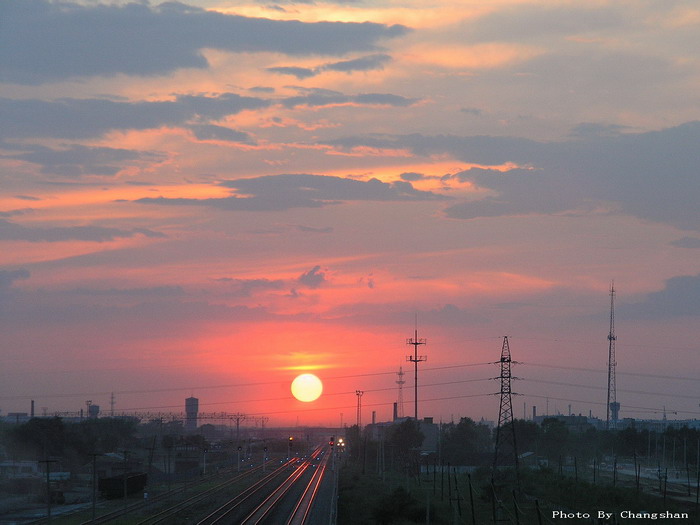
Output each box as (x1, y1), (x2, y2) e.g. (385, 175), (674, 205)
(393, 402), (398, 421)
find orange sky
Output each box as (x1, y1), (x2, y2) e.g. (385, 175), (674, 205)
(1, 0), (700, 426)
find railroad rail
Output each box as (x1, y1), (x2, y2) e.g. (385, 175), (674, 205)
(197, 446), (327, 525)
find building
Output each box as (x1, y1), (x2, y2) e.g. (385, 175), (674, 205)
(185, 397), (199, 432)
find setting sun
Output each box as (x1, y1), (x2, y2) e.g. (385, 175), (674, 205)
(291, 373), (323, 402)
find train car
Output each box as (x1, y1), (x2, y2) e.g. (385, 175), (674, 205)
(98, 472), (147, 498)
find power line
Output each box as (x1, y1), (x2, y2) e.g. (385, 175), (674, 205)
(520, 393), (700, 416)
(521, 362), (700, 383)
(522, 377), (700, 400)
(0, 361), (495, 401)
(115, 378), (494, 412)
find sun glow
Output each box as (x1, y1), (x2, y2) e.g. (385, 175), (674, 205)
(291, 373), (323, 402)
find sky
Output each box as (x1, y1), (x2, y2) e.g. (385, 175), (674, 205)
(1, 0), (700, 428)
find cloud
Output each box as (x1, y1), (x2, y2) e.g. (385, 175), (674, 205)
(324, 122), (700, 230)
(463, 5), (624, 43)
(0, 268), (29, 289)
(670, 237), (700, 249)
(0, 1), (408, 84)
(0, 208), (34, 218)
(298, 265), (327, 288)
(282, 91), (418, 108)
(267, 66), (316, 79)
(135, 173), (446, 211)
(625, 274), (700, 319)
(69, 286), (185, 297)
(189, 124), (251, 143)
(296, 225), (334, 234)
(324, 54), (391, 73)
(213, 278), (285, 297)
(15, 195), (42, 201)
(268, 53), (391, 79)
(0, 268), (29, 306)
(0, 219), (165, 243)
(0, 94), (269, 140)
(400, 172), (425, 181)
(6, 144), (164, 176)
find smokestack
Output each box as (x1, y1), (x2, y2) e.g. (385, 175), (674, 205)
(393, 402), (398, 421)
(31, 400), (35, 418)
(372, 411), (376, 425)
(532, 406), (537, 420)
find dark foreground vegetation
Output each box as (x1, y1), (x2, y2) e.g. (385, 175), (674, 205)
(337, 418), (700, 524)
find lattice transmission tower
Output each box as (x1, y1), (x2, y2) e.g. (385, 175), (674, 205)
(493, 336), (519, 479)
(606, 282), (620, 430)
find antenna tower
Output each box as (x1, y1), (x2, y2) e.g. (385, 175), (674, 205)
(606, 283), (620, 430)
(396, 366), (406, 418)
(493, 336), (519, 479)
(110, 392), (115, 417)
(406, 318), (427, 420)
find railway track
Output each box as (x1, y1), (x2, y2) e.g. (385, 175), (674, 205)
(197, 445), (330, 525)
(285, 447), (330, 525)
(78, 461), (272, 525)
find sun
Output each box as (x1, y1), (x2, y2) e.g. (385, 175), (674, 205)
(291, 373), (323, 402)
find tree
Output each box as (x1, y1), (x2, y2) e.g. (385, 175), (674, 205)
(540, 418), (570, 461)
(442, 417), (492, 465)
(386, 419), (424, 467)
(7, 417), (65, 459)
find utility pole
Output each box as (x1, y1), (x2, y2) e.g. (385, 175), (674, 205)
(90, 453), (100, 522)
(396, 366), (406, 419)
(493, 336), (519, 482)
(356, 390), (364, 428)
(606, 282), (620, 430)
(406, 320), (427, 420)
(39, 459), (57, 523)
(229, 413), (246, 444)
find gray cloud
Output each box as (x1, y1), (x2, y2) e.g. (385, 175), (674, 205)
(0, 268), (30, 307)
(464, 5), (624, 43)
(0, 219), (165, 243)
(323, 122), (700, 230)
(189, 124), (251, 143)
(268, 53), (391, 79)
(267, 66), (316, 79)
(135, 173), (446, 211)
(15, 195), (42, 201)
(0, 268), (29, 289)
(6, 144), (164, 176)
(0, 94), (269, 140)
(324, 54), (391, 73)
(0, 208), (34, 218)
(0, 1), (408, 84)
(70, 286), (185, 297)
(399, 172), (425, 181)
(213, 278), (285, 297)
(282, 91), (418, 108)
(670, 237), (700, 249)
(298, 265), (327, 288)
(296, 225), (334, 234)
(625, 274), (700, 319)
